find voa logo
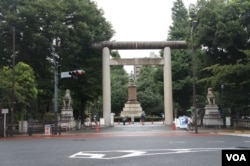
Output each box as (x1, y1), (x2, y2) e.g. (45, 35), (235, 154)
(226, 154), (246, 162)
(222, 150), (250, 166)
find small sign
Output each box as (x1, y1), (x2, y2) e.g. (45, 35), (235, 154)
(226, 117), (231, 127)
(1, 109), (8, 114)
(44, 124), (51, 136)
(179, 116), (188, 129)
(61, 72), (71, 78)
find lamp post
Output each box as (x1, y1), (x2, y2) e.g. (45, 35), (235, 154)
(47, 37), (60, 135)
(191, 20), (198, 134)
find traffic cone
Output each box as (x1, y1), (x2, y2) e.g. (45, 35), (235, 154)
(96, 123), (99, 132)
(172, 121), (176, 130)
(89, 120), (92, 128)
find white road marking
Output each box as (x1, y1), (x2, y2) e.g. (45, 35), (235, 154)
(169, 141), (186, 144)
(207, 141), (225, 143)
(69, 152), (105, 159)
(118, 150), (146, 158)
(69, 148), (226, 160)
(219, 133), (250, 137)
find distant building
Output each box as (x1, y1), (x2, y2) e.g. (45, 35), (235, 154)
(133, 52), (160, 81)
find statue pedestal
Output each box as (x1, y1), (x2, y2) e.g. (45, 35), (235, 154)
(60, 108), (76, 130)
(203, 105), (223, 127)
(120, 81), (143, 118)
(120, 101), (143, 117)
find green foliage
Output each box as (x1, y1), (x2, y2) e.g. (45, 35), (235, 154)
(0, 0), (114, 121)
(166, 0), (194, 113)
(0, 62), (37, 119)
(168, 0), (189, 40)
(194, 0), (250, 115)
(198, 52), (250, 112)
(15, 62), (37, 106)
(137, 66), (163, 116)
(195, 0), (249, 65)
(111, 64), (128, 115)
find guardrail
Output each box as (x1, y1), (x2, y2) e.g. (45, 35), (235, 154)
(233, 119), (250, 128)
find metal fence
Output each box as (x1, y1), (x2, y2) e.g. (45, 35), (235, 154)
(233, 119), (250, 128)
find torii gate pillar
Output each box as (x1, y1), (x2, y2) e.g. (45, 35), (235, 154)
(163, 47), (173, 125)
(102, 47), (111, 127)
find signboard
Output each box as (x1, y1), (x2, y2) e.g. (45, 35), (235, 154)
(44, 124), (51, 136)
(1, 109), (8, 137)
(179, 116), (188, 129)
(1, 109), (8, 114)
(60, 72), (71, 78)
(226, 117), (231, 127)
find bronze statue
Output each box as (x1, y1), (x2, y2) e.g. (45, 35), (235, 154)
(63, 89), (72, 108)
(207, 88), (215, 105)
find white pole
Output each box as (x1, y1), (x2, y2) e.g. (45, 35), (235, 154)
(4, 113), (6, 137)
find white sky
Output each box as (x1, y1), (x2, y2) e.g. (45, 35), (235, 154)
(92, 0), (197, 72)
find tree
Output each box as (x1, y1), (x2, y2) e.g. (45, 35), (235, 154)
(137, 66), (163, 116)
(161, 0), (194, 114)
(0, 62), (37, 120)
(111, 65), (128, 115)
(0, 0), (114, 120)
(193, 0), (250, 116)
(110, 51), (129, 115)
(198, 51), (250, 116)
(195, 0), (249, 65)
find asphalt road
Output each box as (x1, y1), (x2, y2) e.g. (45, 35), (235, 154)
(0, 125), (250, 166)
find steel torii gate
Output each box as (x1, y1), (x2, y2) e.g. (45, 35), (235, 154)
(91, 41), (187, 126)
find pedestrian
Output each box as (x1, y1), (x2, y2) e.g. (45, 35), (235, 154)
(93, 115), (97, 126)
(187, 116), (193, 131)
(122, 116), (126, 125)
(141, 111), (146, 125)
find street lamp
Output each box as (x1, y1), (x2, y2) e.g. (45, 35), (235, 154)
(191, 20), (198, 134)
(47, 37), (60, 135)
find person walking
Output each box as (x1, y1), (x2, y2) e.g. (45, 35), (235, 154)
(140, 111), (146, 125)
(122, 116), (127, 125)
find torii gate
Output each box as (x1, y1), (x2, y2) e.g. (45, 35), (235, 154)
(91, 41), (187, 126)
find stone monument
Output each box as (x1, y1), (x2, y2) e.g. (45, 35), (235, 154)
(60, 89), (76, 130)
(203, 88), (223, 127)
(120, 72), (143, 118)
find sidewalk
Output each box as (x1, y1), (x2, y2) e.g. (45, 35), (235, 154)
(2, 121), (250, 139)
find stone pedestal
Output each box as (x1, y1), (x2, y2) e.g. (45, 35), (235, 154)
(120, 102), (143, 117)
(120, 81), (143, 117)
(203, 105), (223, 126)
(60, 108), (76, 130)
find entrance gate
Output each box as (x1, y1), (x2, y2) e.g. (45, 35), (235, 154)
(91, 41), (187, 126)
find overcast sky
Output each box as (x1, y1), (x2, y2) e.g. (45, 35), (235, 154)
(92, 0), (197, 71)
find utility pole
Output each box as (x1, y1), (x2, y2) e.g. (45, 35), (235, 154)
(47, 38), (60, 135)
(10, 27), (16, 136)
(191, 21), (198, 134)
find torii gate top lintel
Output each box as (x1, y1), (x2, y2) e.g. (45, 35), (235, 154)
(91, 41), (187, 50)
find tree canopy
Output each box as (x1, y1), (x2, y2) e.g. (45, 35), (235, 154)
(0, 0), (114, 121)
(192, 0), (250, 116)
